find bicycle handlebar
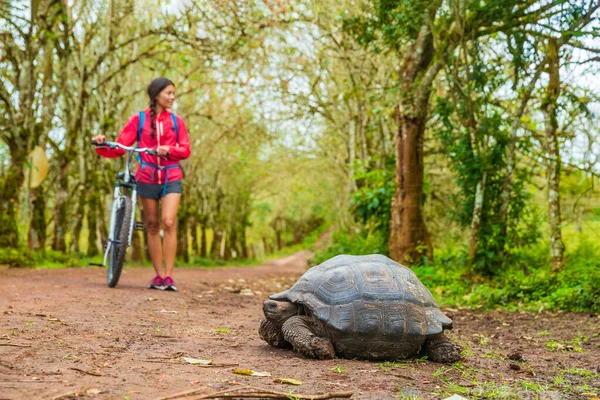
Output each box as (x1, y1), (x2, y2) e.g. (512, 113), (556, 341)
(91, 140), (165, 158)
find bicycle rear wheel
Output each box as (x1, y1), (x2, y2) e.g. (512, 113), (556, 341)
(107, 196), (133, 288)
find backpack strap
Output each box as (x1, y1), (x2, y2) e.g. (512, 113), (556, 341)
(136, 111), (146, 162)
(138, 111), (146, 143)
(170, 112), (179, 146)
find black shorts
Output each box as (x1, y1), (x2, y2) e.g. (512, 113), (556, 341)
(137, 180), (182, 200)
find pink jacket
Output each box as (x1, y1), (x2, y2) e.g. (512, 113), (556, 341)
(96, 109), (191, 184)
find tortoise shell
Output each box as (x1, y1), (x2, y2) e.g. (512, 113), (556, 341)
(270, 254), (452, 338)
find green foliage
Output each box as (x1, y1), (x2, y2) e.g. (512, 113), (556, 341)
(432, 43), (542, 276)
(0, 248), (101, 268)
(343, 0), (437, 49)
(350, 158), (395, 238)
(311, 228), (388, 266)
(413, 238), (600, 313)
(0, 247), (34, 267)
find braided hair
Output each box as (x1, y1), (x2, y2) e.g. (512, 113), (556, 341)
(147, 77), (175, 139)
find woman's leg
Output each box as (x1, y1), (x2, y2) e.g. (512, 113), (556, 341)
(141, 197), (164, 277)
(161, 193), (181, 278)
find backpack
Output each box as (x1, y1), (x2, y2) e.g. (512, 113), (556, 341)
(138, 111), (179, 145)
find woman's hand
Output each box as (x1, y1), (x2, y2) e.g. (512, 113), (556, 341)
(92, 135), (106, 144)
(157, 145), (170, 157)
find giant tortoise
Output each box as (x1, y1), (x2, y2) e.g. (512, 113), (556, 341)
(259, 254), (461, 363)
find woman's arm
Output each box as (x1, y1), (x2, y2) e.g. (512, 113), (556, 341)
(95, 113), (140, 158)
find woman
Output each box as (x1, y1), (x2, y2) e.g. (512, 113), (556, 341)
(92, 77), (191, 291)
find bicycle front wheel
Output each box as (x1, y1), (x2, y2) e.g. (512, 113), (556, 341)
(107, 196), (133, 288)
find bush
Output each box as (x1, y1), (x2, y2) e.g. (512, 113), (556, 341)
(310, 228), (388, 266)
(316, 229), (600, 313)
(37, 250), (82, 266)
(0, 247), (34, 267)
(413, 240), (600, 313)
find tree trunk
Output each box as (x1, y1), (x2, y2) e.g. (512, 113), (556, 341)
(130, 231), (143, 262)
(200, 223), (207, 258)
(575, 206), (583, 233)
(388, 24), (438, 264)
(275, 228), (282, 251)
(348, 115), (357, 192)
(0, 154), (26, 248)
(541, 38), (564, 272)
(177, 214), (189, 263)
(240, 226), (248, 259)
(229, 223), (238, 258)
(71, 188), (86, 253)
(52, 162), (69, 252)
(28, 186), (47, 252)
(86, 190), (100, 257)
(222, 230), (229, 261)
(467, 172), (487, 271)
(190, 218), (198, 256)
(211, 228), (223, 258)
(262, 237), (270, 256)
(98, 195), (108, 248)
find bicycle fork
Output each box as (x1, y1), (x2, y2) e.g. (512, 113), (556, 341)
(100, 189), (138, 267)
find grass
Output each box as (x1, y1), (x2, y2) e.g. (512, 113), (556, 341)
(435, 374), (598, 399)
(331, 365), (346, 374)
(564, 367), (597, 378)
(378, 358), (428, 372)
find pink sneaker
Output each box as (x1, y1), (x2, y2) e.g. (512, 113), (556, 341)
(163, 276), (177, 291)
(148, 275), (165, 290)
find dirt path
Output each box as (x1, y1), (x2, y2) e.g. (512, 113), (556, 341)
(1, 252), (598, 400)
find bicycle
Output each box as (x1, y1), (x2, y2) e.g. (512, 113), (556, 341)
(91, 140), (164, 288)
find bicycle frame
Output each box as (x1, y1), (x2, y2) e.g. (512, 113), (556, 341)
(93, 142), (157, 267)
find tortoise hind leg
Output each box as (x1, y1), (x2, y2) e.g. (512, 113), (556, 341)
(424, 333), (462, 364)
(282, 316), (335, 359)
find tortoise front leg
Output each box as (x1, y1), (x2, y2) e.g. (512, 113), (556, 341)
(259, 319), (291, 349)
(281, 316), (335, 359)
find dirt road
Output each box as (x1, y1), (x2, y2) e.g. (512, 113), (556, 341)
(1, 252), (598, 399)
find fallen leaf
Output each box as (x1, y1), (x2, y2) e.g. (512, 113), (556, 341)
(86, 388), (102, 395)
(232, 369), (271, 377)
(158, 309), (178, 314)
(147, 297), (157, 301)
(183, 357), (213, 365)
(274, 378), (302, 385)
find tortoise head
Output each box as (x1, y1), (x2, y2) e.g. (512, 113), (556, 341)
(262, 299), (299, 325)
